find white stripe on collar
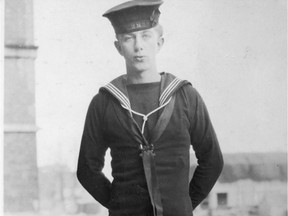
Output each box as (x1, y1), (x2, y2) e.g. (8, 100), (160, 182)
(104, 83), (131, 109)
(159, 77), (182, 105)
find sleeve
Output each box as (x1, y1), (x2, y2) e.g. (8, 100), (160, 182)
(186, 86), (224, 209)
(76, 93), (111, 208)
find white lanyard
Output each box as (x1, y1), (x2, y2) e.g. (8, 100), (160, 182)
(122, 97), (172, 134)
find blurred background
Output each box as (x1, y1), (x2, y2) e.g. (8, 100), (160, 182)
(3, 0), (287, 216)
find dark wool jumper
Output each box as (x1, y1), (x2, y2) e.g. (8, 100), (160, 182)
(77, 72), (223, 216)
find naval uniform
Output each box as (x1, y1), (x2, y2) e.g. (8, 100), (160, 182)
(77, 72), (223, 216)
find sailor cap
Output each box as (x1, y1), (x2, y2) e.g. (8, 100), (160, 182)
(103, 0), (163, 34)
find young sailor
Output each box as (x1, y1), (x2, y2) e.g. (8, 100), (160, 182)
(77, 1), (223, 216)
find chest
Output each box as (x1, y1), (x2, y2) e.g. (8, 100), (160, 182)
(102, 93), (191, 151)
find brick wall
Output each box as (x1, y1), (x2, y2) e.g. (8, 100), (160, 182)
(4, 133), (38, 212)
(4, 0), (39, 212)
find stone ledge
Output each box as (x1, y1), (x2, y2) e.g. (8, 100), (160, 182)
(4, 124), (39, 133)
(5, 44), (38, 59)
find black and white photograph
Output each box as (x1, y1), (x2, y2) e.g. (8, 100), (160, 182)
(2, 0), (287, 216)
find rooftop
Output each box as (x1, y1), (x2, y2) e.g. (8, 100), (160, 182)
(190, 152), (287, 183)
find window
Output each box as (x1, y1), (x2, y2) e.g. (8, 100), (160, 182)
(200, 196), (209, 209)
(217, 193), (228, 207)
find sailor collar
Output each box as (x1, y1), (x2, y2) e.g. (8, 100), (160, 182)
(100, 72), (189, 135)
(101, 72), (187, 109)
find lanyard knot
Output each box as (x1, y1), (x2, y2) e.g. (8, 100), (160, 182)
(139, 143), (155, 157)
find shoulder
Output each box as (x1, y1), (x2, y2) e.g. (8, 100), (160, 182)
(91, 91), (108, 105)
(181, 83), (197, 95)
(177, 79), (199, 99)
(88, 90), (112, 114)
(176, 81), (208, 113)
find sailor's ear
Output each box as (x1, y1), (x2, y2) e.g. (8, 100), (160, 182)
(157, 37), (164, 52)
(114, 40), (123, 56)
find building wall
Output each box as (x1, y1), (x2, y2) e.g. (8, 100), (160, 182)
(5, 0), (35, 45)
(202, 180), (287, 216)
(4, 52), (36, 124)
(4, 0), (39, 212)
(4, 133), (38, 211)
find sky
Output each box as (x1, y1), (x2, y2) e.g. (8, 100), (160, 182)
(33, 0), (287, 172)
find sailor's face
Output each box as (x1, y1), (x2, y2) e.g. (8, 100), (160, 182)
(115, 28), (163, 72)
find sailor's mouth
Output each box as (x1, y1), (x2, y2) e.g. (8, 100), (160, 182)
(134, 56), (146, 61)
